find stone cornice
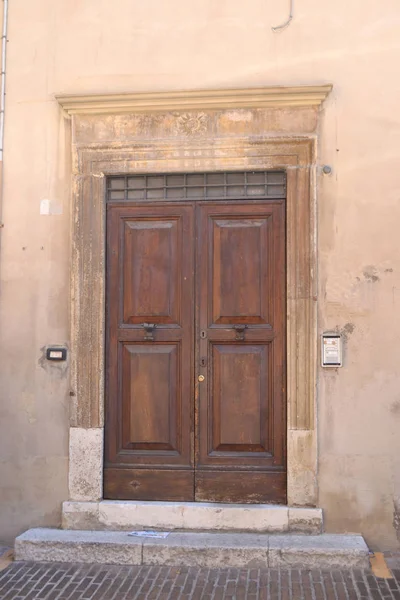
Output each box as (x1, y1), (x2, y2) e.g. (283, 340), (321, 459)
(56, 85), (332, 115)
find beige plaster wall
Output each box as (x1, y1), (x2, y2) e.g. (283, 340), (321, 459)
(0, 0), (399, 549)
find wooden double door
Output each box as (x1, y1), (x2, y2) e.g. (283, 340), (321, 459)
(105, 191), (286, 503)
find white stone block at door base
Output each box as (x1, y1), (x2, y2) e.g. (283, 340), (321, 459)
(68, 428), (103, 501)
(62, 501), (323, 534)
(15, 529), (370, 570)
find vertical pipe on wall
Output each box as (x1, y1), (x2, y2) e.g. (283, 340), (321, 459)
(0, 0), (9, 228)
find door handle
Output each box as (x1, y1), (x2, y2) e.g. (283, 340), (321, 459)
(143, 323), (156, 341)
(233, 324), (247, 341)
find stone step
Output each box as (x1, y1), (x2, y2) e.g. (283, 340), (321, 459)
(62, 501), (323, 534)
(15, 529), (370, 570)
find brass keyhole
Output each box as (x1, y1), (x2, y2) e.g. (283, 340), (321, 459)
(198, 375), (205, 382)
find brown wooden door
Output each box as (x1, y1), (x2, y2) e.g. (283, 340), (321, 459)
(104, 194), (286, 504)
(104, 204), (195, 500)
(195, 203), (286, 503)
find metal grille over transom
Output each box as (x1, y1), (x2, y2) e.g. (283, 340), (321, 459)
(107, 171), (286, 202)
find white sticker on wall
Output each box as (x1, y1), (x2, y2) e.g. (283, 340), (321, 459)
(40, 199), (50, 215)
(40, 199), (63, 215)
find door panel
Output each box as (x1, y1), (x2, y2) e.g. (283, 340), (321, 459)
(105, 468), (195, 502)
(195, 471), (286, 504)
(121, 343), (179, 453)
(104, 204), (194, 501)
(196, 203), (286, 503)
(211, 218), (270, 324)
(211, 344), (271, 456)
(122, 219), (180, 325)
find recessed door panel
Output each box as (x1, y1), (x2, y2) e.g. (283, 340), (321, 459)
(122, 218), (180, 325)
(210, 343), (271, 457)
(211, 218), (270, 325)
(121, 343), (179, 453)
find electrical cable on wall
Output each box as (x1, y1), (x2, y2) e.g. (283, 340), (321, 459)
(272, 0), (293, 32)
(0, 0), (9, 233)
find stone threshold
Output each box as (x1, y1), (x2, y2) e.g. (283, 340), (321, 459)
(15, 529), (369, 570)
(62, 501), (323, 534)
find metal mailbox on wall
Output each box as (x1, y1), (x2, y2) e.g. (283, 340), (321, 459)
(321, 333), (342, 368)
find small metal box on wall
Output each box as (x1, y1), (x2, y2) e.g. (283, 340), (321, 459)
(321, 333), (342, 368)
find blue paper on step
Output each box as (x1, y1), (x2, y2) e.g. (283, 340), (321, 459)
(128, 531), (170, 538)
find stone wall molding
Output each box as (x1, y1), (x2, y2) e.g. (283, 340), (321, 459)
(56, 85), (332, 115)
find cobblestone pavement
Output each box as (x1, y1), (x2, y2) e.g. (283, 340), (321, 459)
(0, 562), (400, 600)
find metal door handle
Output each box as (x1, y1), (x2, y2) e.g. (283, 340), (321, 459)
(143, 323), (156, 341)
(233, 324), (247, 341)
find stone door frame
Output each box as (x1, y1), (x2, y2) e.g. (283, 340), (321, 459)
(59, 85), (332, 509)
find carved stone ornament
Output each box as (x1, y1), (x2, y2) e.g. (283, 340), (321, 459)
(175, 112), (209, 136)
